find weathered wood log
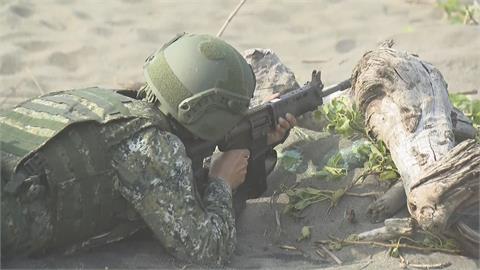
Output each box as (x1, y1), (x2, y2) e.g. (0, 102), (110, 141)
(367, 180), (406, 223)
(366, 119), (476, 224)
(356, 218), (415, 242)
(451, 107), (477, 141)
(351, 47), (480, 235)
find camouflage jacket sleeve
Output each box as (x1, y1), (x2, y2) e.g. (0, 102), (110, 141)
(111, 127), (236, 266)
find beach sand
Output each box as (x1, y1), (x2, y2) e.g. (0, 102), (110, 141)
(1, 0), (479, 269)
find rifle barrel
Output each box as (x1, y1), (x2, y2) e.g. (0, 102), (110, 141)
(320, 79), (351, 97)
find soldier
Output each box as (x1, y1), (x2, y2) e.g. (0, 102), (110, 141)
(0, 33), (296, 266)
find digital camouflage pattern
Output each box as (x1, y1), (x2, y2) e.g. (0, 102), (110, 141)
(112, 127), (235, 265)
(242, 48), (299, 108)
(1, 88), (236, 265)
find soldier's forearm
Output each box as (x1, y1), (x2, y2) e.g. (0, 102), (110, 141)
(137, 180), (236, 266)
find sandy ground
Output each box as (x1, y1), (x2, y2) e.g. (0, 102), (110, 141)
(1, 0), (480, 269)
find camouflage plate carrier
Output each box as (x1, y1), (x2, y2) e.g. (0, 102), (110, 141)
(1, 87), (169, 257)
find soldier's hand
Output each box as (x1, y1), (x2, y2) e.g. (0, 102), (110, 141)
(209, 149), (250, 191)
(267, 113), (297, 145)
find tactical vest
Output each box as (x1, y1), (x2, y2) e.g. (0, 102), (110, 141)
(0, 87), (170, 253)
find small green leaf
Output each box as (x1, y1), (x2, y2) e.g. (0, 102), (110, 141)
(294, 200), (311, 211)
(304, 187), (324, 195)
(328, 241), (342, 251)
(379, 170), (399, 181)
(330, 188), (346, 208)
(346, 234), (359, 241)
(444, 239), (458, 250)
(389, 247), (400, 258)
(323, 166), (346, 177)
(278, 149), (303, 172)
(297, 226), (312, 241)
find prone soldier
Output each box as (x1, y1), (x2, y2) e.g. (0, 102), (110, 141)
(0, 33), (296, 266)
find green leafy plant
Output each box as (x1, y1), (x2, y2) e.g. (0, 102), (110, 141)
(311, 98), (371, 180)
(419, 230), (458, 251)
(317, 232), (460, 257)
(281, 185), (349, 215)
(317, 97), (399, 181)
(283, 97), (400, 214)
(388, 232), (459, 257)
(277, 149), (303, 173)
(315, 138), (398, 182)
(282, 187), (331, 214)
(364, 140), (400, 181)
(437, 0), (480, 24)
(449, 93), (480, 141)
(315, 97), (365, 138)
(315, 152), (347, 180)
(438, 0), (465, 23)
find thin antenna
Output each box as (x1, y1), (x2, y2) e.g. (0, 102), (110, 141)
(26, 67), (46, 95)
(216, 0), (247, 37)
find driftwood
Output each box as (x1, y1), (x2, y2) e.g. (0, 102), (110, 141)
(357, 218), (415, 242)
(451, 107), (477, 141)
(366, 120), (476, 224)
(351, 47), (479, 239)
(367, 181), (406, 223)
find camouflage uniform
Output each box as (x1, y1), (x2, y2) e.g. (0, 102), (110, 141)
(1, 87), (236, 265)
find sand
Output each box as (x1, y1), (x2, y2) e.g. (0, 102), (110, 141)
(1, 0), (479, 269)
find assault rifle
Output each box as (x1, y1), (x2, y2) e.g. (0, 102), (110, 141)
(184, 71), (351, 211)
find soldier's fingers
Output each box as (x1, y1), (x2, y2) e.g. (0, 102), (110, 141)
(275, 124), (287, 135)
(278, 117), (290, 130)
(285, 113), (297, 126)
(231, 149), (250, 158)
(263, 93), (280, 103)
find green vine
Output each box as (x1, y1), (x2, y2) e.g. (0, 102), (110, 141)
(316, 231), (460, 257)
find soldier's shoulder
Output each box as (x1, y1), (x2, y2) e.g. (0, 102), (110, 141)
(131, 127), (186, 156)
(112, 126), (190, 203)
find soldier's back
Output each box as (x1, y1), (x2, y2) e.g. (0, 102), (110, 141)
(1, 87), (167, 258)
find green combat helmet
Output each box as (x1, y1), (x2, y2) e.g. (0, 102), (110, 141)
(143, 33), (256, 141)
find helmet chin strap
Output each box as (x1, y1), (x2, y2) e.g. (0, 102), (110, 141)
(166, 113), (201, 142)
